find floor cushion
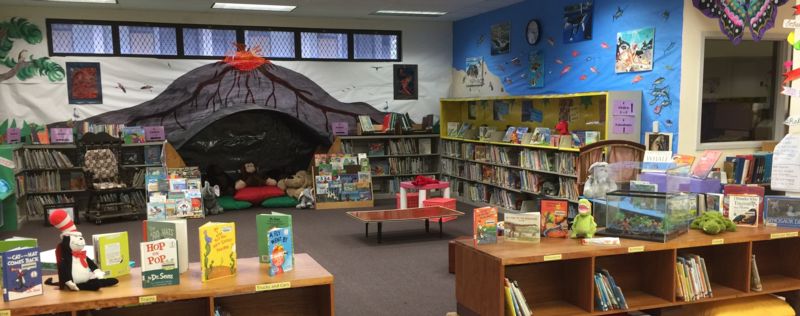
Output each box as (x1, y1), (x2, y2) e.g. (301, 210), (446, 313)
(217, 196), (252, 210)
(233, 186), (285, 204)
(682, 295), (794, 316)
(261, 196), (299, 208)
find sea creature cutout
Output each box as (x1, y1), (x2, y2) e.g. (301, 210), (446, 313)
(579, 74), (587, 80)
(504, 77), (513, 84)
(664, 65), (675, 71)
(561, 65), (572, 75)
(555, 58), (564, 64)
(509, 57), (522, 66)
(613, 6), (626, 21)
(477, 34), (486, 46)
(547, 37), (556, 46)
(572, 50), (580, 57)
(585, 56), (593, 62)
(693, 0), (789, 44)
(590, 66), (599, 74)
(662, 10), (670, 21)
(600, 42), (609, 49)
(663, 119), (674, 128)
(632, 75), (643, 83)
(663, 41), (676, 54)
(652, 77), (666, 86)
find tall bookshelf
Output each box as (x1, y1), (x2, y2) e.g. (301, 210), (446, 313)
(338, 134), (440, 199)
(440, 92), (641, 212)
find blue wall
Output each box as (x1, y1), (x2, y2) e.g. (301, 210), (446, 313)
(453, 0), (684, 151)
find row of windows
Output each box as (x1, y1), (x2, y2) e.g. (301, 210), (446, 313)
(46, 19), (401, 61)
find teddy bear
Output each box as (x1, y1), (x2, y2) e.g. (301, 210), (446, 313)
(278, 170), (312, 201)
(235, 162), (277, 190)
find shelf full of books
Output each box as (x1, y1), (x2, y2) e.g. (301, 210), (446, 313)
(12, 145), (87, 222)
(338, 134), (439, 198)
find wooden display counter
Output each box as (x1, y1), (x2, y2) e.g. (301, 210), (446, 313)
(0, 254), (333, 316)
(455, 226), (800, 316)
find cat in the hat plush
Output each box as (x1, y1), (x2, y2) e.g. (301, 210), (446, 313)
(44, 209), (118, 291)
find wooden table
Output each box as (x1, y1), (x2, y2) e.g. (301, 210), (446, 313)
(347, 206), (464, 243)
(0, 254), (334, 316)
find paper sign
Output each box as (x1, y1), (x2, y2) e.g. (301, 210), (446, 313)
(612, 116), (634, 134)
(782, 86), (800, 98)
(331, 122), (349, 136)
(144, 126), (165, 141)
(6, 128), (20, 144)
(784, 18), (800, 29)
(771, 133), (800, 192)
(627, 245), (645, 253)
(0, 157), (14, 169)
(49, 128), (73, 144)
(785, 116), (800, 126)
(612, 100), (635, 116)
(642, 150), (675, 173)
(711, 238), (724, 245)
(138, 295), (157, 303)
(543, 254), (562, 261)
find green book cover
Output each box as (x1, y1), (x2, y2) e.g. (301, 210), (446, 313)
(0, 237), (37, 281)
(140, 238), (179, 288)
(92, 232), (130, 278)
(257, 212), (292, 264)
(143, 219), (188, 274)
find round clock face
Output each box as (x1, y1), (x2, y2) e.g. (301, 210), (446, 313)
(527, 20), (540, 45)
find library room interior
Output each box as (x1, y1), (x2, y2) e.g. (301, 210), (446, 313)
(3, 0), (800, 315)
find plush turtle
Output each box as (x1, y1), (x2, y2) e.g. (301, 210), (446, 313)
(690, 211), (736, 235)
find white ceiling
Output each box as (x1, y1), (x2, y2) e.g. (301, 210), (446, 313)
(3, 0), (523, 21)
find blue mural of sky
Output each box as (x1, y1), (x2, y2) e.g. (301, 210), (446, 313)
(453, 0), (684, 151)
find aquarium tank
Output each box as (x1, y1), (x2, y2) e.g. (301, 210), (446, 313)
(598, 191), (698, 242)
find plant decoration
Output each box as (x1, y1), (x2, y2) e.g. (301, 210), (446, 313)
(203, 230), (213, 280)
(690, 211), (736, 235)
(0, 17), (64, 82)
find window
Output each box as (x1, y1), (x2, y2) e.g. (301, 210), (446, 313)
(301, 32), (348, 59)
(244, 30), (295, 58)
(183, 28), (237, 57)
(353, 33), (399, 60)
(699, 39), (788, 147)
(119, 25), (177, 56)
(50, 22), (114, 55)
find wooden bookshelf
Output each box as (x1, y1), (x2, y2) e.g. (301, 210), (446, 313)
(0, 254), (333, 316)
(454, 226), (800, 316)
(338, 134), (440, 199)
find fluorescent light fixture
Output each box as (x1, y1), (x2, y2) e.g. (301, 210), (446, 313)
(212, 2), (296, 12)
(372, 10), (447, 17)
(44, 0), (117, 3)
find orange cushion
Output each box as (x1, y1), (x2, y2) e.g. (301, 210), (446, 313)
(233, 186), (285, 204)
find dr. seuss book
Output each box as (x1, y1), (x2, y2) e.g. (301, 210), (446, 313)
(764, 196), (800, 228)
(140, 239), (179, 288)
(1, 246), (42, 301)
(256, 213), (293, 264)
(267, 228), (293, 276)
(92, 232), (130, 278)
(143, 219), (189, 273)
(199, 222), (237, 282)
(540, 199), (569, 238)
(504, 212), (541, 243)
(473, 206), (498, 245)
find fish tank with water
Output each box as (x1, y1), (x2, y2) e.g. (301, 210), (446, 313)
(598, 191), (698, 242)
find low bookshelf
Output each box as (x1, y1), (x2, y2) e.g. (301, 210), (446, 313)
(0, 254), (333, 316)
(454, 226), (800, 316)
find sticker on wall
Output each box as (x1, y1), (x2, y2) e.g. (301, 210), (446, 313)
(393, 64), (418, 100)
(66, 62), (103, 105)
(529, 50), (545, 88)
(490, 22), (511, 55)
(563, 1), (593, 43)
(615, 28), (655, 73)
(465, 57), (484, 86)
(693, 0), (788, 45)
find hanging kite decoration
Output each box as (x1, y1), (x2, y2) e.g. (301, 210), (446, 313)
(692, 0), (788, 44)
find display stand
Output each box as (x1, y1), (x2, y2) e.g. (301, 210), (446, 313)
(312, 153), (374, 210)
(455, 226), (800, 316)
(0, 254), (333, 316)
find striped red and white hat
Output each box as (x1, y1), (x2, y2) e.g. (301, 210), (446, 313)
(49, 209), (78, 236)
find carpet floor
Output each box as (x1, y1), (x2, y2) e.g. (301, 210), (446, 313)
(1, 199), (476, 316)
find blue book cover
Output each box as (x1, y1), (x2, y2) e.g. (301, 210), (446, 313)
(2, 247), (42, 301)
(267, 227), (294, 276)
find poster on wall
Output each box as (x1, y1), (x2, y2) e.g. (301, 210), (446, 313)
(563, 1), (593, 43)
(490, 22), (511, 55)
(465, 57), (484, 86)
(645, 132), (673, 152)
(66, 62), (103, 104)
(615, 28), (655, 73)
(393, 64), (418, 100)
(528, 50), (544, 88)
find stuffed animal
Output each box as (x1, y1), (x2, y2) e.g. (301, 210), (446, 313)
(278, 170), (312, 200)
(296, 188), (315, 209)
(555, 120), (570, 135)
(44, 210), (118, 291)
(206, 164), (235, 196)
(202, 181), (224, 215)
(691, 211), (736, 235)
(571, 199), (597, 238)
(583, 162), (617, 199)
(234, 162), (276, 190)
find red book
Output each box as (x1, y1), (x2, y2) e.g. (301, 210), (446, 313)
(690, 150), (721, 179)
(735, 155), (755, 184)
(540, 199), (569, 238)
(723, 185), (765, 224)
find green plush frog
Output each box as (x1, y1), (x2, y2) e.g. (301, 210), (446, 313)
(690, 211), (736, 235)
(571, 199), (597, 238)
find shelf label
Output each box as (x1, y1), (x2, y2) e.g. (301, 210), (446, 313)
(0, 310), (10, 316)
(138, 295), (157, 304)
(711, 238), (724, 245)
(255, 281), (291, 292)
(543, 254), (562, 262)
(787, 231), (799, 237)
(628, 246), (645, 253)
(771, 232), (789, 239)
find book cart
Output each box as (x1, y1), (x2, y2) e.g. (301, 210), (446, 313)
(454, 226), (800, 316)
(0, 254), (333, 316)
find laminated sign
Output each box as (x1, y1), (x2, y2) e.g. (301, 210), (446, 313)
(771, 133), (800, 192)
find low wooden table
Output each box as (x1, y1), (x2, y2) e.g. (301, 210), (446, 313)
(346, 206), (464, 243)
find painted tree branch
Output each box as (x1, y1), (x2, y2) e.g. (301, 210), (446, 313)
(0, 51), (27, 82)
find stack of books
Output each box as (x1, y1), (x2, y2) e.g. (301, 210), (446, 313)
(504, 278), (532, 316)
(675, 254), (713, 302)
(594, 269), (629, 311)
(723, 153), (773, 184)
(13, 149), (74, 170)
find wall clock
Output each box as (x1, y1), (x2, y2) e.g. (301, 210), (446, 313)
(526, 19), (540, 45)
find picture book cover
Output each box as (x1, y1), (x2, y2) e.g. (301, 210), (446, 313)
(1, 247), (42, 301)
(502, 127), (517, 143)
(267, 227), (293, 276)
(175, 199), (192, 218)
(199, 222), (237, 282)
(256, 212), (293, 264)
(691, 150), (722, 179)
(706, 193), (723, 213)
(144, 145), (162, 165)
(143, 219), (189, 273)
(92, 232), (130, 278)
(144, 126), (165, 141)
(165, 200), (177, 218)
(585, 131), (600, 145)
(764, 196), (800, 228)
(371, 160), (389, 176)
(504, 212), (541, 243)
(540, 199), (569, 238)
(727, 194), (760, 227)
(147, 202), (166, 220)
(368, 143), (385, 156)
(531, 127), (551, 145)
(140, 238), (179, 288)
(473, 206), (498, 245)
(515, 127), (529, 144)
(723, 185), (765, 224)
(673, 154), (696, 167)
(169, 178), (187, 191)
(121, 126), (146, 144)
(447, 122), (459, 137)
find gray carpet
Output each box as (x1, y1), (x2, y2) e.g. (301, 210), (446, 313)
(1, 199), (476, 316)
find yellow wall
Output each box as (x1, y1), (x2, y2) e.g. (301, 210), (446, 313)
(678, 0), (794, 160)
